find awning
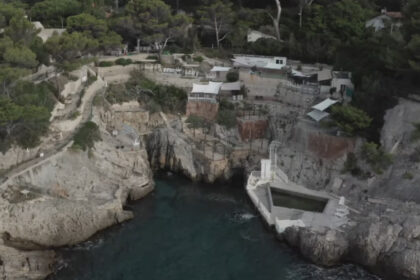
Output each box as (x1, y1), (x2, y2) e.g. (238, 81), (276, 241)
(210, 66), (231, 72)
(291, 69), (308, 77)
(311, 98), (339, 112)
(307, 110), (330, 122)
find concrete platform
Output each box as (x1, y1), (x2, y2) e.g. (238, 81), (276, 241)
(246, 169), (349, 234)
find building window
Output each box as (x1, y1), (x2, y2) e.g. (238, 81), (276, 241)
(276, 59), (282, 64)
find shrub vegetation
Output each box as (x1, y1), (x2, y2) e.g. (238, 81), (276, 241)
(72, 121), (101, 151)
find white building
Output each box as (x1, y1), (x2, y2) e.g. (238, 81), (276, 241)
(247, 30), (277, 43)
(232, 54), (287, 71)
(189, 82), (223, 103)
(365, 10), (403, 32)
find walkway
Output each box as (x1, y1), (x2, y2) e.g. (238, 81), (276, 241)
(0, 72), (107, 188)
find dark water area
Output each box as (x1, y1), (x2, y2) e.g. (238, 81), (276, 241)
(51, 173), (380, 280)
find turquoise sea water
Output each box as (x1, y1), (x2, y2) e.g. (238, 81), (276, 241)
(50, 174), (380, 280)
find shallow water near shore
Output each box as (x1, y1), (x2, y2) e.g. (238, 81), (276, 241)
(51, 173), (380, 280)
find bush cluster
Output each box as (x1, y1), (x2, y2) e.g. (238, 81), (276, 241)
(72, 121), (101, 151)
(226, 71), (239, 82)
(361, 142), (392, 174)
(115, 58), (133, 66)
(98, 61), (114, 67)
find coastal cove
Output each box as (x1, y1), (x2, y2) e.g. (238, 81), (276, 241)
(50, 173), (379, 280)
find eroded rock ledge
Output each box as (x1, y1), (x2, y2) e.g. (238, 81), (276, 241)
(0, 139), (154, 279)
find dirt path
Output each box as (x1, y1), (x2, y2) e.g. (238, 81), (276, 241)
(0, 73), (106, 187)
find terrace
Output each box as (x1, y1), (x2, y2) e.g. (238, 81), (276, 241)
(246, 141), (349, 233)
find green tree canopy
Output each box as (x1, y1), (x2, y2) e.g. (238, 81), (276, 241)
(0, 2), (24, 28)
(5, 16), (39, 46)
(403, 0), (420, 72)
(98, 31), (123, 52)
(67, 13), (108, 38)
(72, 121), (102, 151)
(30, 0), (82, 28)
(124, 0), (192, 53)
(0, 67), (30, 97)
(198, 0), (234, 48)
(3, 46), (38, 69)
(45, 31), (99, 63)
(330, 104), (372, 136)
(326, 0), (372, 43)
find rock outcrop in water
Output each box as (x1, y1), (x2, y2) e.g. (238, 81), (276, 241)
(284, 212), (420, 280)
(284, 227), (349, 267)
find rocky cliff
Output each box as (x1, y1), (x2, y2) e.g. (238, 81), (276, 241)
(0, 137), (154, 279)
(283, 200), (420, 280)
(146, 127), (232, 183)
(276, 99), (420, 280)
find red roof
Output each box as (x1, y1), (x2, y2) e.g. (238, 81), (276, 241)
(385, 11), (403, 19)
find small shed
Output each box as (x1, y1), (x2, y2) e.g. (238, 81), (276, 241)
(220, 81), (242, 100)
(208, 66), (232, 81)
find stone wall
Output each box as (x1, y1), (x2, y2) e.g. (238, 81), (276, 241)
(307, 132), (356, 160)
(292, 121), (356, 160)
(186, 101), (219, 121)
(237, 118), (268, 140)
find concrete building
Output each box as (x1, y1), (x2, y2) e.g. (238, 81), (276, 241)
(189, 82), (223, 103)
(208, 66), (231, 81)
(247, 30), (276, 43)
(318, 70), (354, 99)
(232, 54), (287, 71)
(220, 81), (242, 100)
(186, 82), (223, 120)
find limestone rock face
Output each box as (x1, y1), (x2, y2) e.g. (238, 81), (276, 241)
(0, 198), (133, 248)
(146, 128), (231, 182)
(382, 246), (420, 280)
(380, 99), (420, 153)
(284, 227), (348, 266)
(348, 220), (403, 267)
(147, 128), (198, 179)
(0, 138), (154, 279)
(369, 99), (420, 203)
(0, 243), (55, 280)
(270, 99), (420, 280)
